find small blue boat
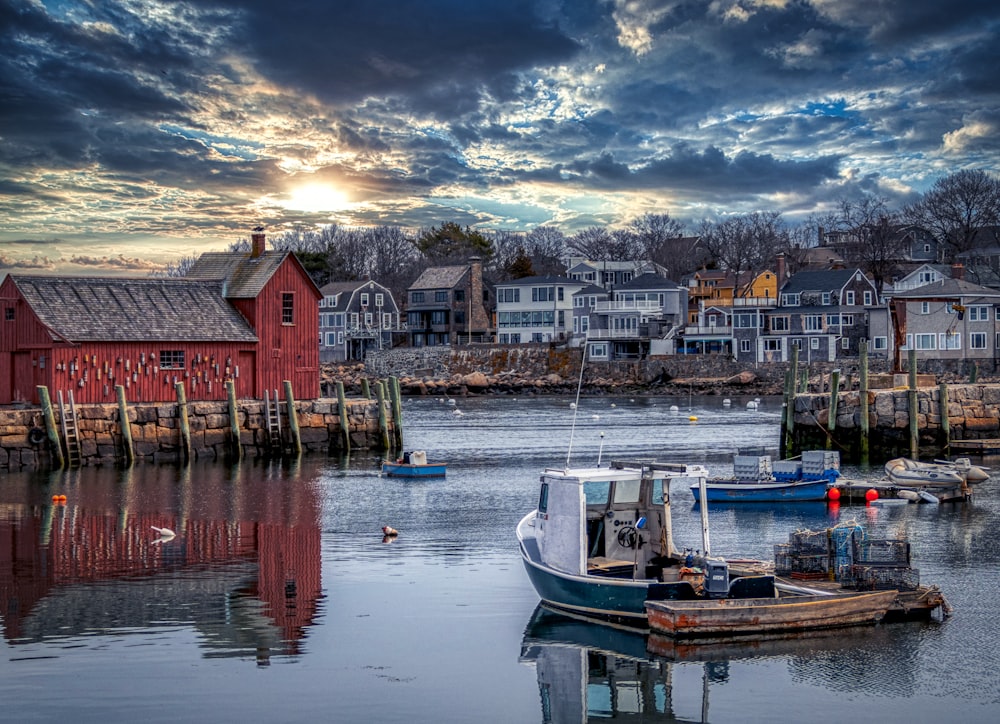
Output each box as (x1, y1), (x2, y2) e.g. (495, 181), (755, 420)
(691, 450), (839, 503)
(381, 450), (447, 478)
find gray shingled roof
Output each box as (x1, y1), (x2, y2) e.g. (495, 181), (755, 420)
(495, 275), (581, 287)
(617, 272), (679, 291)
(185, 250), (289, 298)
(10, 275), (258, 343)
(780, 268), (861, 294)
(892, 278), (1000, 299)
(409, 265), (469, 290)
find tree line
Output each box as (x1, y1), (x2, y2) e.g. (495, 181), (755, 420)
(163, 169), (1000, 301)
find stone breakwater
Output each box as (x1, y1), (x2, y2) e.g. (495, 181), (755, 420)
(0, 397), (394, 470)
(789, 383), (1000, 458)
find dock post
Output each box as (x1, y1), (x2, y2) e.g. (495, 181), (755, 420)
(782, 370), (794, 458)
(826, 369), (840, 451)
(36, 385), (65, 470)
(175, 382), (191, 463)
(375, 380), (390, 451)
(115, 385), (134, 466)
(969, 361), (978, 383)
(283, 380), (302, 455)
(389, 375), (403, 449)
(939, 383), (950, 458)
(361, 378), (371, 400)
(790, 345), (799, 393)
(226, 379), (243, 461)
(908, 349), (918, 459)
(336, 381), (351, 453)
(859, 341), (869, 466)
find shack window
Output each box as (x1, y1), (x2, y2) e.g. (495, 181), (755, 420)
(613, 479), (641, 504)
(159, 350), (185, 369)
(282, 293), (295, 324)
(652, 479), (666, 505)
(584, 481), (611, 505)
(538, 483), (549, 513)
(4, 307), (13, 321)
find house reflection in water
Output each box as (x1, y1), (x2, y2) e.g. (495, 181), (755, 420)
(0, 462), (323, 664)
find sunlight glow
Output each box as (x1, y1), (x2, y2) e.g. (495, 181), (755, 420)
(282, 184), (348, 212)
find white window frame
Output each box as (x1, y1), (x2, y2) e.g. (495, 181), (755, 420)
(375, 293), (384, 307)
(969, 305), (990, 322)
(360, 293), (369, 306)
(845, 290), (855, 305)
(970, 332), (987, 350)
(915, 333), (937, 350)
(941, 331), (961, 350)
(810, 337), (820, 350)
(864, 291), (873, 305)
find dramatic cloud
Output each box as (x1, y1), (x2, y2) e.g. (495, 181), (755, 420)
(0, 0), (997, 271)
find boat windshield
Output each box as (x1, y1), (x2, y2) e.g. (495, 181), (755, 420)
(584, 481), (610, 505)
(652, 479), (665, 504)
(613, 479), (641, 504)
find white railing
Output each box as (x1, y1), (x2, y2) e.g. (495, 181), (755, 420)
(684, 325), (733, 336)
(593, 300), (661, 312)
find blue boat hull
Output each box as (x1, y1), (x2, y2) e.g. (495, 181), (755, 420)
(691, 479), (830, 502)
(381, 462), (447, 478)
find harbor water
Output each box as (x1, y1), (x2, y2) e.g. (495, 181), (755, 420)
(1, 395), (998, 723)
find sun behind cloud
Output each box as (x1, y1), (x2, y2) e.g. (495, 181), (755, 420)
(282, 184), (348, 213)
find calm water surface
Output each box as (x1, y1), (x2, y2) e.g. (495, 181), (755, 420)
(1, 395), (998, 723)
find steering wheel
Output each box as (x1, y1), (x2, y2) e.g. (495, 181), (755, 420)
(617, 525), (638, 549)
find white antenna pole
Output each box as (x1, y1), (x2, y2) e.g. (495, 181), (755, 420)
(597, 431), (605, 466)
(565, 336), (588, 468)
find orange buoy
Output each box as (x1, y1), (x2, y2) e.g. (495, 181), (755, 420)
(827, 487), (841, 501)
(865, 488), (879, 503)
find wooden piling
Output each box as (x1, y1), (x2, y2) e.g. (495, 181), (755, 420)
(375, 380), (390, 450)
(969, 361), (978, 383)
(283, 380), (302, 455)
(790, 345), (800, 393)
(36, 385), (64, 469)
(361, 378), (371, 400)
(908, 349), (918, 460)
(226, 379), (242, 461)
(826, 368), (840, 451)
(781, 370), (793, 458)
(939, 383), (950, 458)
(859, 342), (869, 466)
(389, 375), (403, 449)
(336, 381), (350, 453)
(175, 382), (191, 463)
(115, 385), (134, 466)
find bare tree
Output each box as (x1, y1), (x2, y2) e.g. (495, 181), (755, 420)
(833, 196), (905, 294)
(523, 226), (567, 276)
(628, 213), (686, 267)
(699, 211), (787, 295)
(155, 255), (198, 278)
(906, 169), (1000, 258)
(486, 229), (527, 281)
(566, 226), (615, 259)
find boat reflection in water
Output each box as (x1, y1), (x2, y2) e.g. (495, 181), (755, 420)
(519, 604), (913, 723)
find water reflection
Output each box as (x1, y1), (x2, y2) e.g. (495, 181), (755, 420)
(520, 605), (924, 723)
(0, 460), (323, 663)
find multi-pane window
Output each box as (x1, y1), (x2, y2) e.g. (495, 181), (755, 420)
(454, 290), (464, 303)
(969, 305), (990, 321)
(970, 333), (987, 349)
(873, 337), (887, 350)
(360, 293), (369, 306)
(159, 350), (185, 369)
(771, 316), (789, 332)
(915, 334), (937, 350)
(864, 291), (873, 305)
(498, 288), (520, 303)
(411, 292), (424, 303)
(435, 291), (448, 302)
(282, 293), (294, 324)
(382, 313), (392, 328)
(764, 339), (782, 351)
(532, 287), (554, 302)
(941, 332), (961, 350)
(804, 315), (823, 331)
(325, 333), (336, 346)
(4, 307), (13, 321)
(845, 291), (855, 305)
(431, 311), (448, 324)
(375, 294), (384, 307)
(740, 339), (751, 353)
(920, 302), (931, 314)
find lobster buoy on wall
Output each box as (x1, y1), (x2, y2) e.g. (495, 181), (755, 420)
(28, 427), (47, 446)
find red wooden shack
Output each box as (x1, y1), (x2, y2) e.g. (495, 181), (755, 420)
(0, 230), (321, 404)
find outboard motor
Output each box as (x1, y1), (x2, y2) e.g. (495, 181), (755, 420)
(704, 558), (730, 599)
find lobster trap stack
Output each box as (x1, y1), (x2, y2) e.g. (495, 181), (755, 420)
(773, 524), (919, 591)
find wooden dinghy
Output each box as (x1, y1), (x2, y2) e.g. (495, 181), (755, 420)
(645, 589), (898, 638)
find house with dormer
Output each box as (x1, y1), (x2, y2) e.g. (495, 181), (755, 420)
(581, 273), (687, 360)
(565, 260), (669, 290)
(750, 268), (878, 363)
(406, 257), (491, 347)
(318, 279), (405, 362)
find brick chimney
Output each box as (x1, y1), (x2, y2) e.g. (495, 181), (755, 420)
(775, 252), (785, 285)
(951, 263), (965, 281)
(251, 226), (266, 258)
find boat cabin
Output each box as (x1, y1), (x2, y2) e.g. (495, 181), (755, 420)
(534, 461), (705, 582)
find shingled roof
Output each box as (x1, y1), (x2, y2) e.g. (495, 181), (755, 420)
(185, 250), (291, 298)
(409, 264), (469, 290)
(9, 275), (258, 342)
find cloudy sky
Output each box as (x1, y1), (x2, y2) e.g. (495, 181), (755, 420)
(1, 0), (998, 274)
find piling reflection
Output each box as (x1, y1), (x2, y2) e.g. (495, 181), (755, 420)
(519, 605), (920, 723)
(0, 460), (324, 663)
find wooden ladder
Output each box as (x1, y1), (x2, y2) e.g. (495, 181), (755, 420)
(58, 389), (82, 468)
(264, 389), (283, 452)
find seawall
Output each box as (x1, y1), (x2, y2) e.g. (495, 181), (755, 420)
(789, 383), (1000, 460)
(0, 396), (396, 470)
